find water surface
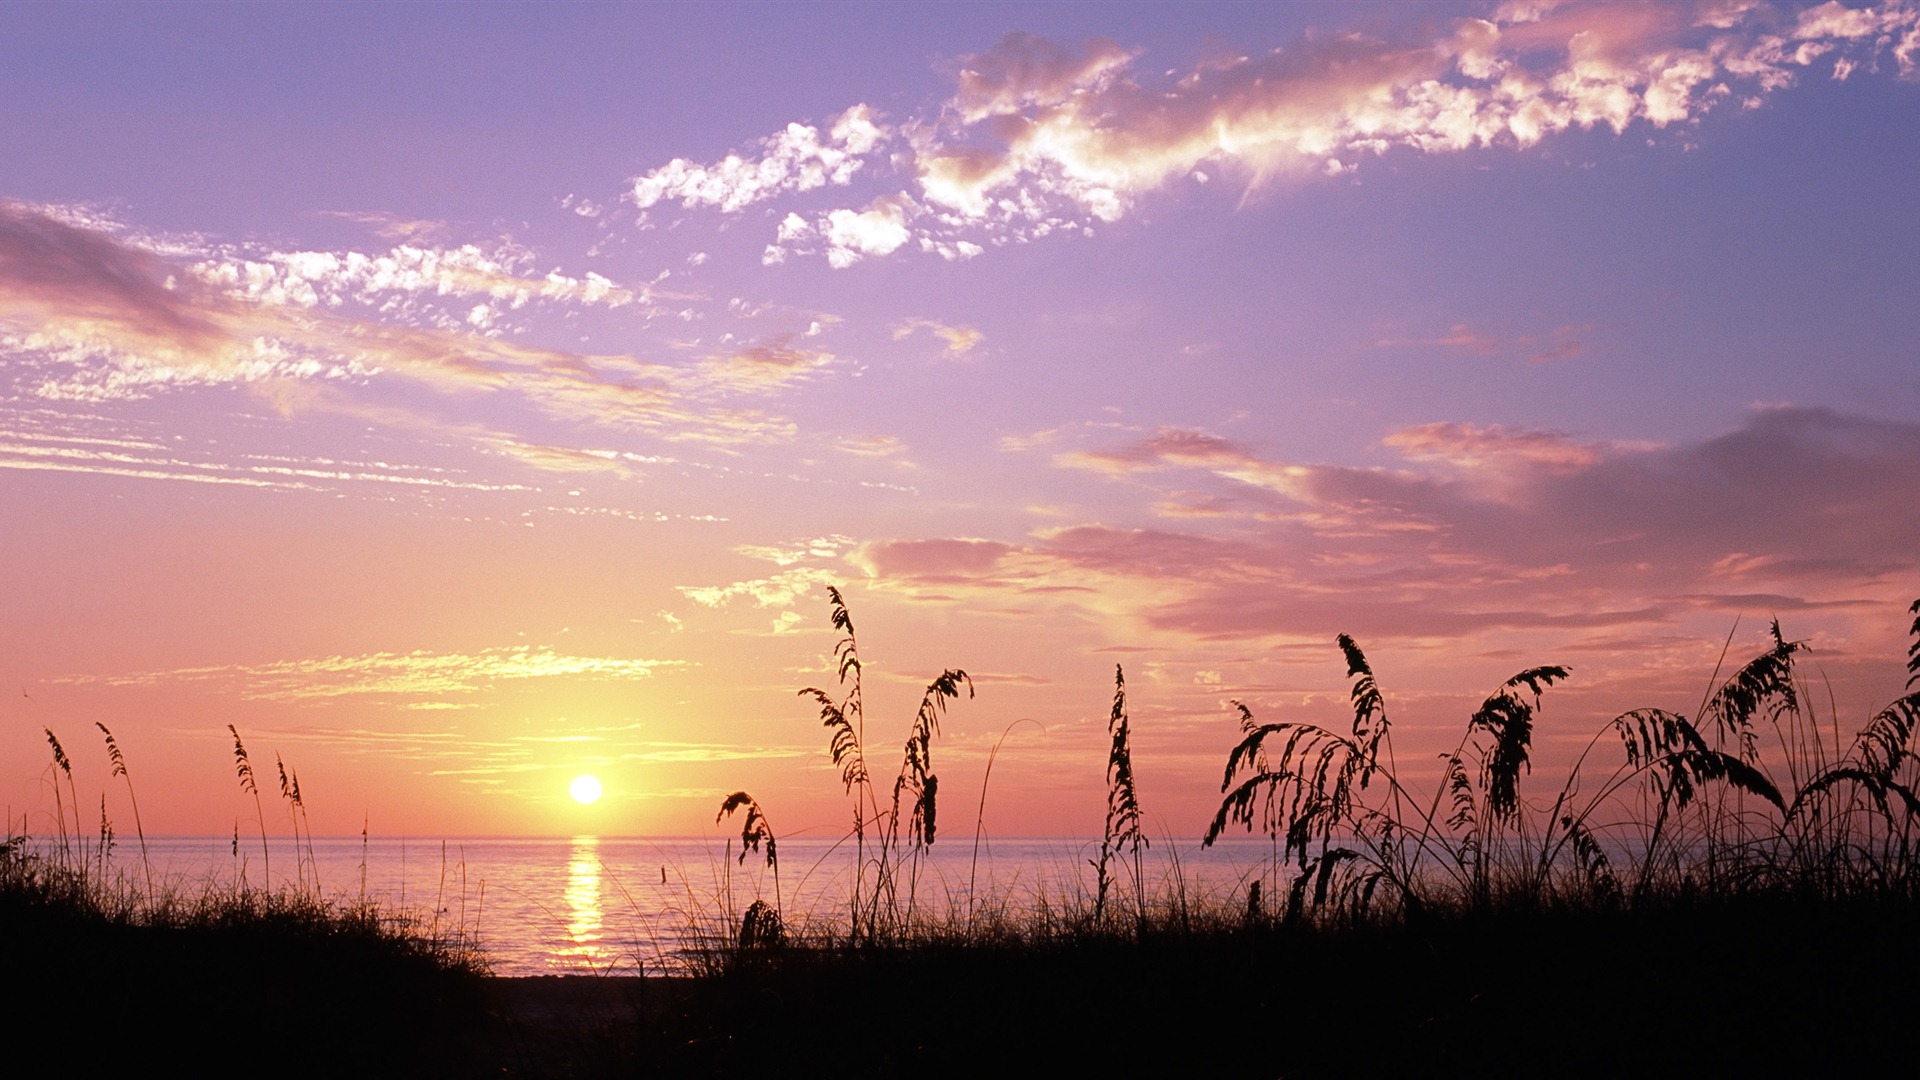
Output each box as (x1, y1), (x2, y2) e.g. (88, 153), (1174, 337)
(133, 834), (1284, 975)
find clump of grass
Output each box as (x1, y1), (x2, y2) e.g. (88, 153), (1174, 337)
(3, 732), (493, 1076)
(1203, 600), (1920, 924)
(96, 722), (153, 898)
(798, 585), (878, 938)
(716, 790), (780, 926)
(797, 585), (969, 943)
(276, 751), (319, 891)
(1092, 663), (1147, 928)
(891, 666), (971, 920)
(229, 724), (270, 884)
(43, 728), (81, 868)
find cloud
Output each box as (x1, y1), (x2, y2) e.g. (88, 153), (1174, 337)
(1065, 422), (1627, 511)
(0, 431), (532, 493)
(0, 201), (244, 360)
(729, 535), (856, 567)
(316, 210), (448, 244)
(1058, 427), (1335, 503)
(3, 202), (655, 396)
(678, 566), (841, 610)
(853, 538), (1018, 580)
(1382, 422), (1606, 472)
(615, 742), (808, 764)
(1059, 427), (1266, 476)
(628, 104), (889, 216)
(822, 194), (915, 267)
(0, 202), (828, 460)
(0, 396), (610, 497)
(952, 31), (1137, 123)
(1794, 0), (1920, 74)
(856, 407), (1920, 643)
(997, 426), (1065, 453)
(835, 433), (910, 458)
(57, 647), (685, 702)
(926, 7), (1821, 225)
(193, 242), (655, 324)
(695, 335), (836, 394)
(629, 3), (1919, 263)
(677, 536), (869, 634)
(893, 317), (985, 357)
(756, 196), (910, 269)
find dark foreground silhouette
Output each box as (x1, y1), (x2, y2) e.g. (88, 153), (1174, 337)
(609, 898), (1920, 1080)
(10, 863), (1920, 1078)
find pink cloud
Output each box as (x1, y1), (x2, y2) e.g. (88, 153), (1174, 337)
(1383, 422), (1602, 472)
(0, 201), (239, 355)
(0, 202), (824, 457)
(855, 538), (1017, 580)
(952, 32), (1135, 123)
(697, 336), (836, 394)
(856, 407), (1920, 645)
(1057, 427), (1263, 475)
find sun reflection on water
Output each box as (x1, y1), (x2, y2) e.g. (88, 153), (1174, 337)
(558, 835), (606, 970)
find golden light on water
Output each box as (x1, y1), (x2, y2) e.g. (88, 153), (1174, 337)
(560, 835), (606, 969)
(569, 774), (603, 804)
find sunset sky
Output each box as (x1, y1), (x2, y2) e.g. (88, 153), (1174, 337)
(3, 1), (1917, 842)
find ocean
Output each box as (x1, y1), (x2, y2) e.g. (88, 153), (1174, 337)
(128, 834), (1285, 976)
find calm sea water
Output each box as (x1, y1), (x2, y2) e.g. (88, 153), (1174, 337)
(130, 835), (1284, 976)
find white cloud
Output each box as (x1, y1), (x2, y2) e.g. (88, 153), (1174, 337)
(192, 242), (651, 324)
(731, 535), (856, 566)
(823, 195), (914, 268)
(678, 566), (840, 609)
(628, 104), (891, 215)
(776, 213), (814, 242)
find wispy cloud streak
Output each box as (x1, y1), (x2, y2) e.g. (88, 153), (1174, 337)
(58, 647), (686, 702)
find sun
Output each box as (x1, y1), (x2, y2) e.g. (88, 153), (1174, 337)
(569, 774), (603, 805)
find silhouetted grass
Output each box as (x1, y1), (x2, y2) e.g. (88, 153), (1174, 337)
(1202, 608), (1920, 924)
(796, 585), (971, 943)
(3, 727), (494, 1076)
(633, 590), (1920, 1078)
(1, 837), (494, 1076)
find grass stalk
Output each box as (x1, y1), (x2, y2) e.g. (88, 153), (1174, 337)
(229, 726), (270, 886)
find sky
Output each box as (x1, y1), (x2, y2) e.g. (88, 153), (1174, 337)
(2, 0), (1917, 843)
